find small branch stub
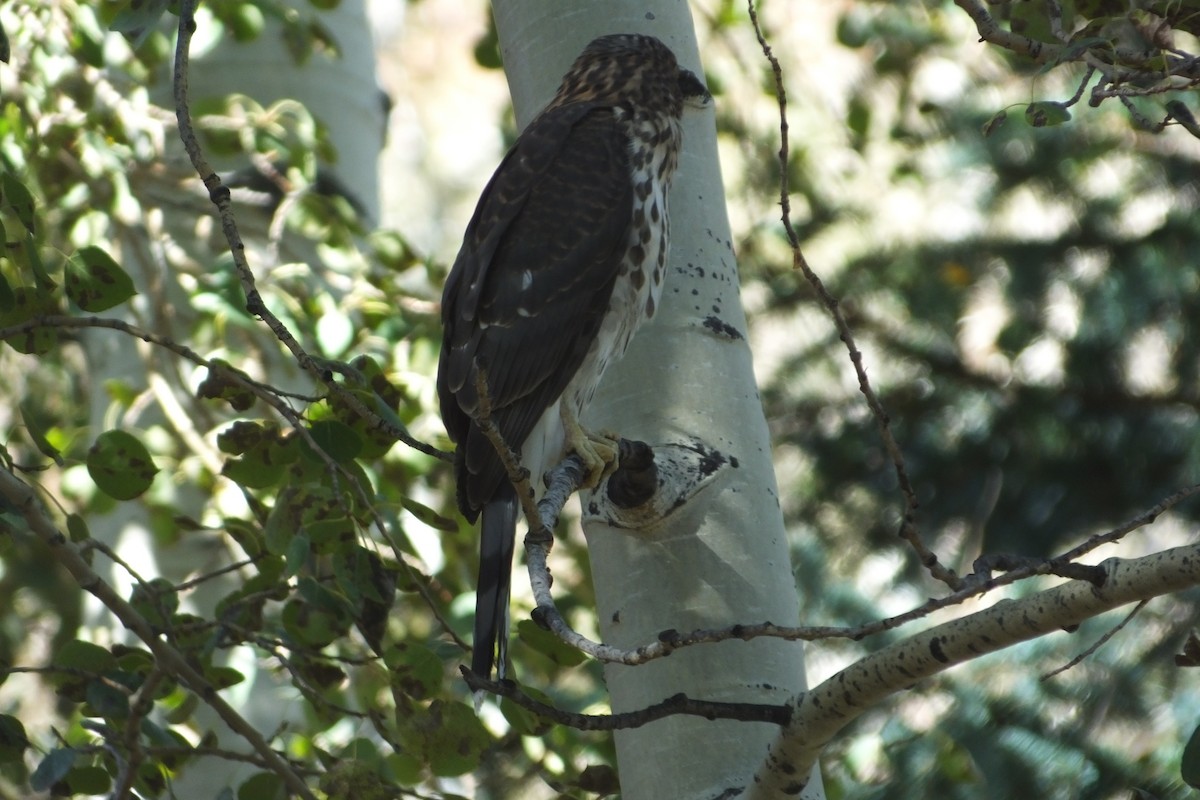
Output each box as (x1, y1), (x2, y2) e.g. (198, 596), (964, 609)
(582, 437), (731, 530)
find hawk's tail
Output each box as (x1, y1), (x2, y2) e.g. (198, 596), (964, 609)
(473, 486), (518, 681)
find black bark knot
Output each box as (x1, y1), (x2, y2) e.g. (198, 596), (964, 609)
(608, 438), (657, 508)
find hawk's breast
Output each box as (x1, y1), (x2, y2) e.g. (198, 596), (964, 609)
(567, 110), (683, 413)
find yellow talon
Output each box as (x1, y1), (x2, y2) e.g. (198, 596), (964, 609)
(560, 405), (620, 489)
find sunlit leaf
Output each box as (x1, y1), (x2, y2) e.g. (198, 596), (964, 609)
(19, 400), (63, 465)
(1, 172), (35, 234)
(0, 285), (59, 354)
(400, 496), (458, 532)
(86, 429), (159, 500)
(66, 245), (137, 311)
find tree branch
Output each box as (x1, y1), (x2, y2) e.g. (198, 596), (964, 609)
(747, 541), (1200, 798)
(748, 0), (952, 590)
(460, 667), (790, 729)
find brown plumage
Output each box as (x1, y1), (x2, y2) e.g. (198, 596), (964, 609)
(437, 33), (709, 681)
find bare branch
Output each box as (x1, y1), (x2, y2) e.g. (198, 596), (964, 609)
(1042, 600), (1148, 681)
(747, 541), (1200, 798)
(460, 667), (790, 729)
(747, 0), (951, 589)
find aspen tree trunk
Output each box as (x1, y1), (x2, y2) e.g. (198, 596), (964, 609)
(491, 3), (824, 797)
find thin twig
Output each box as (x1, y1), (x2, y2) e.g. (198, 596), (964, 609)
(1042, 600), (1148, 681)
(746, 1), (954, 588)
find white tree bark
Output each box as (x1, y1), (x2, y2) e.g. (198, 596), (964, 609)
(491, 4), (823, 798)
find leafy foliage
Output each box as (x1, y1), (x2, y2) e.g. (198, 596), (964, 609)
(724, 1), (1200, 797)
(3, 0), (1200, 798)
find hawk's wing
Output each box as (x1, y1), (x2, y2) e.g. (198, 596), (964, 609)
(438, 102), (634, 517)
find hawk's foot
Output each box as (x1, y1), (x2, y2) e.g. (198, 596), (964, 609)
(560, 406), (620, 490)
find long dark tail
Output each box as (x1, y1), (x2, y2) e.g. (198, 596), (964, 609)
(472, 485), (518, 680)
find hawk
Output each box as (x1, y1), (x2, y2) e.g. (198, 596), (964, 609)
(437, 33), (710, 681)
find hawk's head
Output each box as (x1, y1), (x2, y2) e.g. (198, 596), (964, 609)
(548, 34), (711, 118)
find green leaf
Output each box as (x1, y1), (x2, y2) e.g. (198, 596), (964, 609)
(0, 269), (14, 313)
(0, 286), (60, 355)
(0, 714), (29, 763)
(836, 9), (872, 49)
(238, 771), (286, 800)
(140, 718), (179, 748)
(197, 359), (257, 411)
(385, 643), (442, 700)
(66, 765), (112, 795)
(385, 752), (423, 787)
(52, 640), (116, 677)
(19, 400), (63, 465)
(1, 172), (35, 234)
(425, 701), (490, 777)
(516, 618), (587, 667)
(67, 513), (90, 543)
(85, 677), (131, 718)
(66, 245), (136, 311)
(399, 496), (458, 532)
(500, 686), (554, 737)
(1025, 101), (1072, 127)
(219, 422), (295, 489)
(163, 692), (199, 725)
(130, 577), (179, 629)
(86, 430), (159, 500)
(306, 419), (362, 463)
(472, 18), (502, 70)
(297, 575), (354, 616)
(284, 531), (311, 578)
(205, 665), (246, 690)
(30, 747), (77, 792)
(21, 233), (55, 291)
(281, 599), (343, 648)
(228, 2), (265, 41)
